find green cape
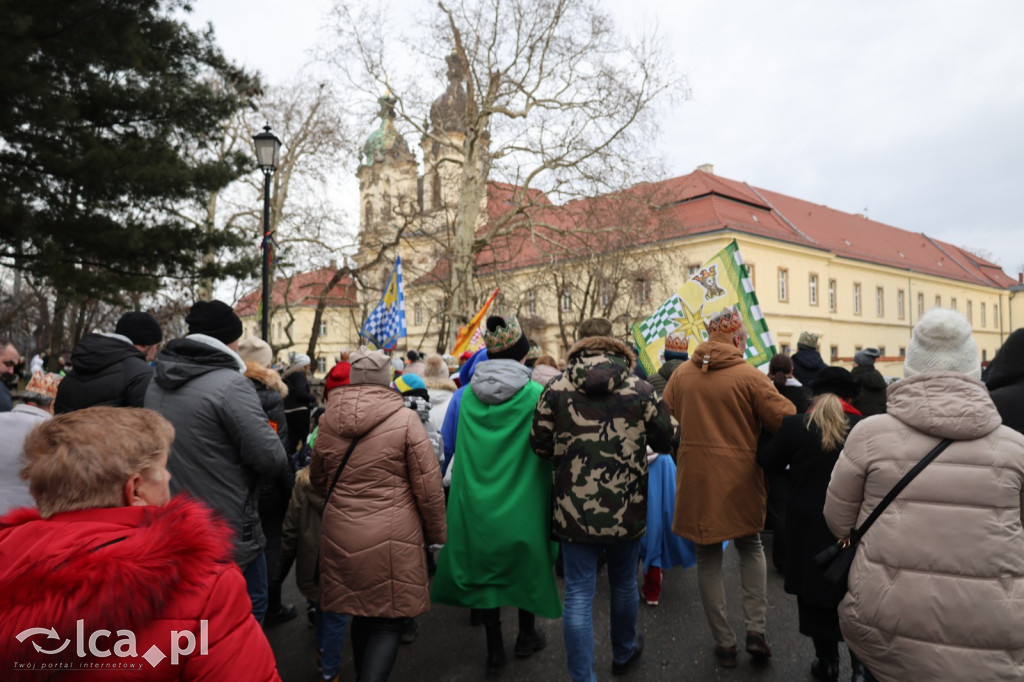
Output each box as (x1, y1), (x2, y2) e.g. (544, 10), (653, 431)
(431, 380), (563, 618)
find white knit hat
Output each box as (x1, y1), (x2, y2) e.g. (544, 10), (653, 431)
(904, 308), (980, 380)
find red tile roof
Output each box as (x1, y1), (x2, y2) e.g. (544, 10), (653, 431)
(235, 267), (358, 316)
(414, 170), (1015, 290)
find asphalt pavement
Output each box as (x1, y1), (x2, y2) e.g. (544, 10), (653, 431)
(265, 533), (854, 681)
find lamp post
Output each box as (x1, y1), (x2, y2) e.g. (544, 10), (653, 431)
(253, 125), (282, 342)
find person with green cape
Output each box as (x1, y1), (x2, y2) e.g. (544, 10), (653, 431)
(431, 315), (562, 680)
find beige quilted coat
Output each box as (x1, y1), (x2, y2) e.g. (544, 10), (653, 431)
(824, 371), (1024, 682)
(310, 383), (447, 618)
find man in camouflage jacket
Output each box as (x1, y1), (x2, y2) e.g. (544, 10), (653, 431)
(531, 318), (677, 682)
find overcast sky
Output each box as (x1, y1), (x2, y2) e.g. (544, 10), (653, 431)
(186, 0), (1024, 279)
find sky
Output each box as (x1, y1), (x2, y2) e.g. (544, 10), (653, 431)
(185, 0), (1024, 279)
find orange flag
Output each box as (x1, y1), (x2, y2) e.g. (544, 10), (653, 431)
(451, 288), (500, 357)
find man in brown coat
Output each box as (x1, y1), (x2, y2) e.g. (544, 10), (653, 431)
(662, 307), (795, 669)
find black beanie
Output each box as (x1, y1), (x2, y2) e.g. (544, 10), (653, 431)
(115, 311), (163, 345)
(484, 315), (530, 362)
(185, 300), (243, 345)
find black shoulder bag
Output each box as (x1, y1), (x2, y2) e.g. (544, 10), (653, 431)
(314, 435), (361, 585)
(814, 437), (953, 600)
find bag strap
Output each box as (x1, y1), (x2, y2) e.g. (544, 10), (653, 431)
(320, 435), (361, 517)
(849, 438), (953, 544)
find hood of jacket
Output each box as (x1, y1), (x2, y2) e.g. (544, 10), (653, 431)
(565, 336), (634, 395)
(470, 359), (533, 405)
(331, 383), (405, 438)
(423, 375), (457, 393)
(887, 371), (1003, 440)
(792, 347), (826, 371)
(0, 497), (233, 665)
(459, 348), (488, 387)
(152, 336), (245, 391)
(985, 327), (1024, 391)
(68, 333), (145, 375)
(851, 364), (887, 390)
(689, 332), (748, 372)
(245, 362), (289, 397)
(657, 357), (686, 382)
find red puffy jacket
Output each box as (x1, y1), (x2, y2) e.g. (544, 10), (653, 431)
(0, 496), (280, 681)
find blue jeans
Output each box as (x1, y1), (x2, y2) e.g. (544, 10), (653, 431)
(242, 553), (268, 623)
(561, 538), (642, 682)
(317, 606), (349, 679)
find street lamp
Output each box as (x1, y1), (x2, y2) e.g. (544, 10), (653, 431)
(253, 125), (282, 341)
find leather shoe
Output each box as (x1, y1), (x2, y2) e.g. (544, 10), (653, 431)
(514, 630), (547, 658)
(611, 632), (644, 675)
(714, 644), (737, 668)
(262, 603), (297, 629)
(745, 631), (772, 662)
(810, 656), (839, 682)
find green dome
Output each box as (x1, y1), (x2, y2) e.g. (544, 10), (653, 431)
(362, 94), (410, 166)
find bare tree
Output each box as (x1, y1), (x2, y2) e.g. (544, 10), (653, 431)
(325, 0), (685, 346)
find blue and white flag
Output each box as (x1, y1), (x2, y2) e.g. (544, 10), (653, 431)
(360, 256), (407, 351)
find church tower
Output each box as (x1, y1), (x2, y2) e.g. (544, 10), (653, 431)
(422, 52), (470, 223)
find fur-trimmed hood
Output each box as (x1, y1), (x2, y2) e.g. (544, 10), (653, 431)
(245, 361), (289, 397)
(0, 497), (235, 667)
(567, 335), (635, 365)
(423, 375), (457, 393)
(565, 336), (634, 395)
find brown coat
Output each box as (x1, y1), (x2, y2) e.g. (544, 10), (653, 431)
(825, 372), (1024, 682)
(310, 383), (447, 618)
(662, 332), (795, 543)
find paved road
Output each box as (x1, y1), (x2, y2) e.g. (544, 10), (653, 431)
(265, 533), (854, 681)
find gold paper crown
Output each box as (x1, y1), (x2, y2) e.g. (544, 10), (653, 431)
(526, 344), (542, 361)
(483, 316), (524, 353)
(706, 307), (743, 335)
(798, 331), (821, 347)
(25, 371), (62, 399)
(664, 331), (690, 354)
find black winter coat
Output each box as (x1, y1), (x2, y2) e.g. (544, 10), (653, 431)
(758, 411), (862, 613)
(54, 333), (153, 413)
(985, 328), (1024, 435)
(850, 365), (887, 416)
(646, 357), (685, 395)
(791, 346), (827, 387)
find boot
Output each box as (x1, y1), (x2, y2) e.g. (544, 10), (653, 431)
(850, 651), (877, 682)
(810, 656), (839, 682)
(483, 610), (506, 680)
(641, 566), (662, 606)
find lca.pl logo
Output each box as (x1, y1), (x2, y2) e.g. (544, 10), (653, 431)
(13, 620), (209, 670)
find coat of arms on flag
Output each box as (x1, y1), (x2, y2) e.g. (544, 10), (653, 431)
(632, 239), (776, 375)
(360, 256), (407, 351)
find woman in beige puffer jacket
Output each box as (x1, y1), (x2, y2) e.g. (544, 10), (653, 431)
(824, 309), (1024, 682)
(311, 347), (446, 682)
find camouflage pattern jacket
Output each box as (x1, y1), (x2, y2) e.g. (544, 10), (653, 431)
(530, 336), (678, 543)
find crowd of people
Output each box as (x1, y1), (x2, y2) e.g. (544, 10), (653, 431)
(1, 300), (1023, 682)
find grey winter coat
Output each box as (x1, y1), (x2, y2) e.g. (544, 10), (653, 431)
(825, 371), (1024, 682)
(144, 334), (289, 569)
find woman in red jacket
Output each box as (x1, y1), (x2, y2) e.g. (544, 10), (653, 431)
(0, 406), (280, 681)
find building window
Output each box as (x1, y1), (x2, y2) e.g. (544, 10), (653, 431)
(981, 302), (987, 327)
(687, 264), (700, 278)
(897, 289), (905, 320)
(994, 304), (999, 328)
(982, 349), (988, 363)
(561, 288), (572, 312)
(778, 268), (788, 302)
(414, 303), (422, 326)
(809, 274), (818, 305)
(527, 289), (537, 316)
(878, 346), (886, 357)
(876, 286), (884, 317)
(781, 344), (790, 355)
(853, 283), (862, 315)
(635, 279), (649, 305)
(935, 294), (941, 308)
(828, 279), (836, 312)
(319, 321), (328, 336)
(917, 293), (924, 318)
(966, 300), (973, 324)
(899, 347), (906, 357)
(950, 297), (957, 311)
(317, 357), (326, 373)
(830, 345), (838, 360)
(746, 263), (756, 288)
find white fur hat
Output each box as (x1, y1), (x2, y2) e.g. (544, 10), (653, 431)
(904, 308), (980, 380)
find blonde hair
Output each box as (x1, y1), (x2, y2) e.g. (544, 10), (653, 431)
(22, 407), (174, 518)
(808, 393), (850, 453)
